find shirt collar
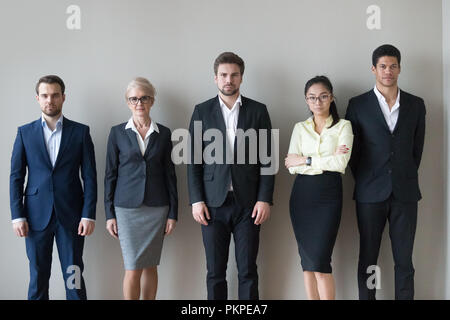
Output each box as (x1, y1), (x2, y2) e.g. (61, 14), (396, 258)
(218, 94), (242, 111)
(125, 117), (159, 134)
(305, 115), (333, 127)
(373, 85), (400, 106)
(41, 113), (63, 130)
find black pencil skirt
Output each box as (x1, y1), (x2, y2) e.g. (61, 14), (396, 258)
(289, 171), (342, 273)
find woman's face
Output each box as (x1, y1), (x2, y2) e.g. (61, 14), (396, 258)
(305, 83), (333, 118)
(127, 87), (154, 117)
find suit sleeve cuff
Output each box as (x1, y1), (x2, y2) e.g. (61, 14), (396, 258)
(12, 218), (27, 224)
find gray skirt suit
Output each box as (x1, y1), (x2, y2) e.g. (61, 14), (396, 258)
(104, 121), (178, 270)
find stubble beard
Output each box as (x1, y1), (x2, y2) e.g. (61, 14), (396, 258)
(219, 86), (239, 97)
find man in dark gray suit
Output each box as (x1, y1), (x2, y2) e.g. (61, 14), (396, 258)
(187, 52), (275, 300)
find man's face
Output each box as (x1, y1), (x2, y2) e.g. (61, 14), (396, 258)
(37, 83), (65, 117)
(215, 63), (243, 97)
(372, 56), (401, 88)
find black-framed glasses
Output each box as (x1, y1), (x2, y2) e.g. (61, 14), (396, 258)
(305, 94), (332, 103)
(128, 96), (152, 105)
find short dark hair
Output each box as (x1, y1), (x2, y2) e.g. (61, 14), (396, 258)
(35, 75), (65, 95)
(214, 52), (245, 76)
(304, 75), (340, 128)
(372, 44), (401, 67)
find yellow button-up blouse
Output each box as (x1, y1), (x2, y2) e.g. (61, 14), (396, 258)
(287, 116), (354, 175)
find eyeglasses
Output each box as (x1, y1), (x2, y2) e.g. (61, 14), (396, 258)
(305, 94), (332, 104)
(128, 96), (152, 105)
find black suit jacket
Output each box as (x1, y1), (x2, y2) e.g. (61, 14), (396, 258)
(104, 122), (178, 220)
(187, 96), (275, 208)
(345, 89), (426, 203)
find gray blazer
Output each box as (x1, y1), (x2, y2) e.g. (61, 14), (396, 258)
(104, 122), (178, 220)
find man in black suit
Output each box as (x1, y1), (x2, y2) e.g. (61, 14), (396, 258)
(187, 52), (275, 300)
(345, 44), (426, 300)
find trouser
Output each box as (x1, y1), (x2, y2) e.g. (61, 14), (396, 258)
(25, 209), (87, 300)
(201, 192), (260, 300)
(356, 196), (418, 300)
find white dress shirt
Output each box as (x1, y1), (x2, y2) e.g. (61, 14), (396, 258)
(374, 85), (400, 133)
(42, 114), (63, 167)
(218, 94), (242, 191)
(125, 117), (159, 156)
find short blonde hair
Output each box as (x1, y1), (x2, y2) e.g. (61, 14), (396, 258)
(125, 77), (156, 100)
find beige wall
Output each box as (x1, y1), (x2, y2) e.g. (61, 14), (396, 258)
(0, 0), (445, 299)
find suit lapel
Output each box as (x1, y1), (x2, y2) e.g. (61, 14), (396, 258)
(54, 117), (73, 168)
(125, 125), (142, 155)
(144, 131), (159, 158)
(213, 96), (227, 134)
(236, 96), (246, 131)
(212, 97), (232, 161)
(393, 90), (409, 134)
(235, 96), (247, 153)
(368, 90), (391, 132)
(33, 118), (53, 169)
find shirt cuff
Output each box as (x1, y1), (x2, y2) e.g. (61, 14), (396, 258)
(81, 218), (95, 222)
(192, 201), (205, 206)
(12, 218), (27, 224)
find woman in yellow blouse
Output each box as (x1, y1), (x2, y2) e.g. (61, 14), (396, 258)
(285, 76), (353, 300)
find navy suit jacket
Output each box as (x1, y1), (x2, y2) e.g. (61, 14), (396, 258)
(104, 122), (178, 220)
(345, 89), (426, 203)
(10, 117), (97, 231)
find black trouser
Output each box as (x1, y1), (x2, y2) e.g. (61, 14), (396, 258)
(201, 192), (260, 300)
(356, 196), (418, 300)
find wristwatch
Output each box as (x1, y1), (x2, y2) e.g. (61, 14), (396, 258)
(306, 157), (312, 166)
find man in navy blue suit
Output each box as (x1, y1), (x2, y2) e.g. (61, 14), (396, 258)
(10, 75), (97, 300)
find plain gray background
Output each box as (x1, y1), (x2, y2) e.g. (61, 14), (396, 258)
(0, 0), (446, 299)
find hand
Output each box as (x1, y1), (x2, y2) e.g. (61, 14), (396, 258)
(251, 201), (271, 225)
(334, 145), (350, 155)
(165, 219), (177, 235)
(13, 220), (29, 237)
(106, 218), (118, 239)
(192, 202), (210, 226)
(285, 154), (307, 169)
(78, 219), (95, 236)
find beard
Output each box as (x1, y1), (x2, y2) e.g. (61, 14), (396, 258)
(219, 85), (239, 97)
(42, 105), (62, 117)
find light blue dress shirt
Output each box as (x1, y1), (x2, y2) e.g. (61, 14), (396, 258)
(42, 114), (63, 167)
